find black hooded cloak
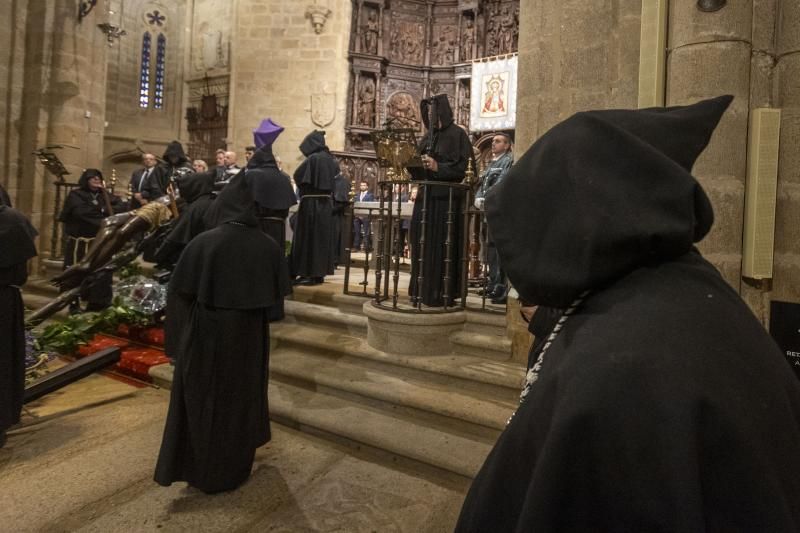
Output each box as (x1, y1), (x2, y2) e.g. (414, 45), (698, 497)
(246, 144), (297, 320)
(0, 206), (37, 437)
(247, 143), (297, 245)
(144, 141), (193, 200)
(407, 94), (475, 306)
(154, 173), (290, 494)
(153, 171), (215, 268)
(290, 130), (338, 279)
(58, 168), (121, 310)
(330, 173), (351, 266)
(455, 96), (800, 532)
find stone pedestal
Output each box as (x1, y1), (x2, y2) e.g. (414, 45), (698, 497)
(363, 301), (465, 356)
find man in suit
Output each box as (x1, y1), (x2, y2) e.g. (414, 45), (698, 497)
(352, 181), (375, 251)
(129, 153), (158, 209)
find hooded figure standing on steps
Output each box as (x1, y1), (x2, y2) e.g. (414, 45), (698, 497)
(455, 96), (800, 532)
(290, 130), (338, 285)
(407, 94), (475, 307)
(154, 172), (290, 494)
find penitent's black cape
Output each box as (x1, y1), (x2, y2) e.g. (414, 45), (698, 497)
(330, 173), (351, 266)
(153, 171), (215, 267)
(455, 96), (800, 532)
(407, 94), (475, 306)
(154, 173), (290, 494)
(246, 144), (297, 320)
(0, 206), (37, 434)
(290, 130), (338, 278)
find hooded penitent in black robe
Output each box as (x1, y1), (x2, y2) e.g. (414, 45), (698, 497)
(154, 172), (290, 494)
(407, 94), (475, 306)
(330, 173), (351, 266)
(455, 96), (800, 532)
(0, 205), (37, 441)
(58, 168), (123, 311)
(153, 171), (215, 268)
(144, 141), (194, 200)
(290, 130), (338, 280)
(246, 144), (297, 320)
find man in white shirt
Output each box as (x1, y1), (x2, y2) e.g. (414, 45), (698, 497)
(130, 153), (158, 209)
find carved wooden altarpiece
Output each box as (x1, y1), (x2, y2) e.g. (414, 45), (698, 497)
(333, 0), (520, 191)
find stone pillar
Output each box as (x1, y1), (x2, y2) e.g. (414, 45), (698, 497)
(14, 1), (109, 265)
(772, 2), (800, 304)
(665, 2), (752, 292)
(509, 0), (642, 361)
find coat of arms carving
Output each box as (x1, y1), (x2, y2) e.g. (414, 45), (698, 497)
(311, 92), (336, 127)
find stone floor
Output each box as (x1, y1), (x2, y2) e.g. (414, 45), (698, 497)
(0, 370), (469, 532)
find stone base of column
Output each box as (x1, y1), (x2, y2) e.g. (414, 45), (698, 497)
(362, 300), (465, 355)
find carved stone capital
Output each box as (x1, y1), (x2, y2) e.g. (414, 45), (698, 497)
(305, 5), (332, 34)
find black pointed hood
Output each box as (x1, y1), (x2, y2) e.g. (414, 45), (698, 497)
(421, 94), (455, 130)
(175, 171), (214, 203)
(247, 143), (278, 170)
(487, 95), (732, 308)
(246, 144), (297, 211)
(162, 141), (189, 166)
(202, 172), (258, 228)
(299, 130), (328, 157)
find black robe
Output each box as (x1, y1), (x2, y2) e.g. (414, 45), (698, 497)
(144, 141), (193, 200)
(246, 144), (297, 320)
(153, 171), (215, 268)
(456, 96), (800, 531)
(155, 175), (290, 494)
(0, 206), (37, 435)
(58, 169), (122, 310)
(330, 173), (351, 266)
(290, 130), (338, 278)
(408, 95), (474, 306)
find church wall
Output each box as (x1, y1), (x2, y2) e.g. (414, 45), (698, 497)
(0, 0), (29, 206)
(228, 0), (353, 175)
(103, 0), (189, 192)
(773, 1), (800, 304)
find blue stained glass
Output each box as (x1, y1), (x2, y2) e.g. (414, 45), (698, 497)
(139, 32), (151, 108)
(154, 34), (166, 109)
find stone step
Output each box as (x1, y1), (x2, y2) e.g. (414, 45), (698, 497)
(289, 282), (371, 315)
(270, 323), (525, 395)
(270, 347), (515, 432)
(283, 299), (368, 335)
(268, 379), (492, 479)
(148, 363), (493, 478)
(449, 330), (513, 361)
(465, 308), (508, 337)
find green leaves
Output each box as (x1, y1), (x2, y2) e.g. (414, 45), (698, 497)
(35, 298), (151, 355)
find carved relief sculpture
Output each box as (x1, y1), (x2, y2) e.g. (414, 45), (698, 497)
(460, 19), (475, 61)
(498, 7), (515, 54)
(361, 8), (379, 55)
(386, 92), (421, 130)
(459, 84), (471, 126)
(357, 76), (376, 127)
(390, 22), (424, 64)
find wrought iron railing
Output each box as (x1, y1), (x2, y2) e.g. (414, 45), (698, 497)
(342, 181), (507, 314)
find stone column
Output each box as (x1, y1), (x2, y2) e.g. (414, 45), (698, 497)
(15, 1), (109, 265)
(772, 2), (800, 303)
(665, 2), (752, 292)
(509, 0), (642, 362)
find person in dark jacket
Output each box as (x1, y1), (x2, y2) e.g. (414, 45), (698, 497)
(455, 95), (800, 532)
(290, 130), (338, 285)
(0, 202), (37, 448)
(154, 168), (289, 494)
(58, 169), (122, 312)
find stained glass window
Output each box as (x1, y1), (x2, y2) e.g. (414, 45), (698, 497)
(154, 34), (166, 109)
(139, 32), (151, 108)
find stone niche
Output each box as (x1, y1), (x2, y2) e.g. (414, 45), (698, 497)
(335, 0), (520, 193)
